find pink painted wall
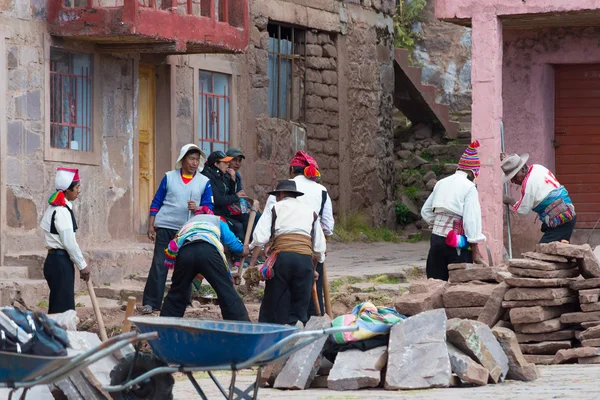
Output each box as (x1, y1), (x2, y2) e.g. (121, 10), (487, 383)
(502, 27), (600, 254)
(436, 0), (600, 20)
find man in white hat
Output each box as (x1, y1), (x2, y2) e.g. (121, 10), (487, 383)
(141, 144), (214, 314)
(41, 167), (90, 314)
(501, 153), (576, 243)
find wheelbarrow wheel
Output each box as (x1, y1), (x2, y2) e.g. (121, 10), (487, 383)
(109, 352), (174, 400)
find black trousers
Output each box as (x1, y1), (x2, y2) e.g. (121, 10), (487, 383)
(259, 252), (314, 325)
(426, 234), (473, 281)
(540, 217), (576, 243)
(143, 228), (191, 310)
(161, 241), (249, 321)
(308, 262), (324, 317)
(43, 251), (75, 314)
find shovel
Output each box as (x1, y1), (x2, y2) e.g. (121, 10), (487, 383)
(86, 279), (108, 342)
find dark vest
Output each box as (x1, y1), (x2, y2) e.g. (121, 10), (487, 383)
(50, 207), (78, 234)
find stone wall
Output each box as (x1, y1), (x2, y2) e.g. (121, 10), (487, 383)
(413, 0), (472, 116)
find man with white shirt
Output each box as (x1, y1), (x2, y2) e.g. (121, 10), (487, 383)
(250, 180), (327, 325)
(40, 167), (90, 314)
(421, 141), (488, 281)
(262, 150), (334, 316)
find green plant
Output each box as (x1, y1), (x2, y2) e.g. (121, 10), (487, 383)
(37, 300), (49, 308)
(128, 274), (137, 280)
(197, 285), (217, 297)
(446, 139), (459, 145)
(393, 0), (427, 60)
(103, 282), (111, 286)
(75, 302), (84, 308)
(406, 169), (421, 175)
(347, 276), (362, 285)
(330, 278), (345, 292)
(334, 211), (402, 243)
(403, 186), (420, 202)
(432, 164), (443, 176)
(395, 201), (411, 225)
(407, 233), (425, 243)
(255, 288), (265, 300)
(420, 150), (432, 161)
(368, 274), (401, 284)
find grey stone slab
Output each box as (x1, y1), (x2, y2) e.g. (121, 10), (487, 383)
(447, 343), (489, 386)
(327, 346), (387, 390)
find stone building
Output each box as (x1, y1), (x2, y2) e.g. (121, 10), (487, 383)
(436, 1), (600, 260)
(0, 0), (396, 287)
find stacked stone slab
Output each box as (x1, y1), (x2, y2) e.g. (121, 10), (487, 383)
(503, 247), (581, 365)
(442, 281), (496, 320)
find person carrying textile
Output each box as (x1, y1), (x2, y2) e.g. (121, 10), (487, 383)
(141, 144), (213, 314)
(421, 140), (488, 281)
(249, 180), (327, 325)
(40, 167), (90, 314)
(160, 208), (250, 320)
(501, 153), (576, 243)
(262, 150), (334, 316)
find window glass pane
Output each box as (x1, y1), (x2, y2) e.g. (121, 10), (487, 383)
(198, 70), (230, 154)
(50, 48), (92, 151)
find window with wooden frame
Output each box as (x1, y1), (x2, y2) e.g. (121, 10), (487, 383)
(45, 43), (100, 165)
(198, 70), (231, 155)
(267, 23), (306, 121)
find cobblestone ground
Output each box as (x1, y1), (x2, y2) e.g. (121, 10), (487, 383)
(172, 365), (600, 399)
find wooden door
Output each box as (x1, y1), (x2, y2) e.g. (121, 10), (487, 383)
(138, 66), (156, 233)
(555, 64), (600, 228)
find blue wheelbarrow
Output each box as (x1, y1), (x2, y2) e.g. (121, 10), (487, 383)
(0, 331), (158, 400)
(103, 316), (357, 400)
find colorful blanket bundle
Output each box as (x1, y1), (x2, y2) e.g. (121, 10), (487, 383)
(330, 302), (406, 344)
(164, 219), (231, 291)
(533, 186), (576, 228)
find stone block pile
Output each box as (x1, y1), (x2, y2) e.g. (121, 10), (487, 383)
(265, 310), (538, 393)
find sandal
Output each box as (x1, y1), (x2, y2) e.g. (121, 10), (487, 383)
(140, 305), (154, 315)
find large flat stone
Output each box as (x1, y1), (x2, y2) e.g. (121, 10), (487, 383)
(581, 303), (600, 312)
(504, 287), (573, 301)
(502, 297), (577, 308)
(580, 288), (600, 296)
(509, 306), (571, 324)
(582, 321), (600, 329)
(445, 307), (484, 320)
(523, 251), (569, 263)
(505, 277), (574, 288)
(492, 327), (539, 381)
(447, 343), (489, 386)
(513, 318), (563, 334)
(554, 347), (600, 364)
(570, 278), (600, 291)
(536, 242), (588, 259)
(507, 267), (579, 279)
(446, 318), (509, 384)
(442, 283), (496, 308)
(449, 268), (498, 283)
(448, 263), (486, 271)
(576, 325), (600, 341)
(579, 294), (600, 304)
(274, 316), (331, 389)
(509, 258), (573, 271)
(516, 330), (576, 343)
(561, 311), (600, 324)
(523, 354), (556, 365)
(520, 341), (572, 355)
(581, 338), (600, 347)
(577, 245), (600, 278)
(385, 309), (451, 390)
(478, 282), (510, 328)
(327, 346), (387, 391)
(394, 279), (447, 317)
(578, 355), (600, 364)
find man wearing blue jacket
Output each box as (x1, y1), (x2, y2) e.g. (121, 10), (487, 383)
(160, 210), (250, 320)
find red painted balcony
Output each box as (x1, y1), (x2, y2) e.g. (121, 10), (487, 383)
(47, 0), (249, 54)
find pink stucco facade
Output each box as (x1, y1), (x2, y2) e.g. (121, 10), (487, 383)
(435, 1), (600, 260)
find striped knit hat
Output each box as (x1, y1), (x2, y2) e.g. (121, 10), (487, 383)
(457, 140), (481, 178)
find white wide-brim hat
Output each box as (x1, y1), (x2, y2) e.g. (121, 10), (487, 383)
(176, 144), (206, 170)
(501, 153), (530, 184)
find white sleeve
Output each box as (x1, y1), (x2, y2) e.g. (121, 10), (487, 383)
(250, 205), (273, 250)
(514, 186), (535, 215)
(321, 193), (335, 236)
(312, 217), (327, 263)
(463, 187), (486, 243)
(54, 208), (87, 270)
(421, 190), (435, 226)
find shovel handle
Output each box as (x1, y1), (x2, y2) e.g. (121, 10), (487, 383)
(87, 280), (108, 342)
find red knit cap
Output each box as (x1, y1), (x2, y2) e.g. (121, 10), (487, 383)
(289, 151), (321, 181)
(457, 140), (481, 177)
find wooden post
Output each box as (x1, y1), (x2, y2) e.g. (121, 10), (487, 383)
(86, 280), (108, 342)
(322, 263), (333, 318)
(122, 296), (136, 333)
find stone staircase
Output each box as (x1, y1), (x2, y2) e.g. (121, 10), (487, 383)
(394, 48), (460, 139)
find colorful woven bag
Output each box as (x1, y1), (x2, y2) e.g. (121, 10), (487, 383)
(330, 302), (406, 344)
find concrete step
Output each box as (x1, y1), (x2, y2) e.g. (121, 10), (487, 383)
(0, 279), (49, 307)
(0, 266), (29, 280)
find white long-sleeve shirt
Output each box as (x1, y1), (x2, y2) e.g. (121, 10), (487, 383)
(421, 171), (486, 243)
(513, 164), (560, 215)
(251, 197), (327, 263)
(40, 200), (87, 271)
(263, 175), (334, 236)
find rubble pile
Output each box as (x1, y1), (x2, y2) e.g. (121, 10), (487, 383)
(265, 310), (538, 392)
